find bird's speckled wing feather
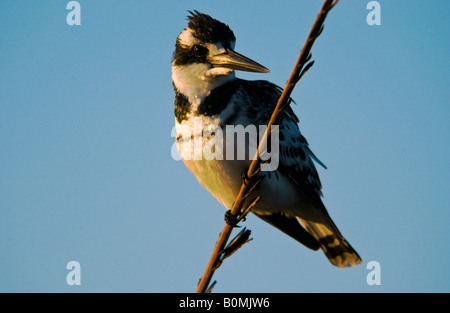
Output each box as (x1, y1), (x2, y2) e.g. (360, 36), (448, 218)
(239, 79), (326, 211)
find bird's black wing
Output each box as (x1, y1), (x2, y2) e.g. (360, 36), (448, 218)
(253, 212), (320, 250)
(276, 117), (329, 213)
(238, 79), (328, 247)
(239, 79), (327, 212)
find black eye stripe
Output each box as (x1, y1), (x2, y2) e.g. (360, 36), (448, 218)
(172, 42), (208, 66)
(193, 44), (208, 57)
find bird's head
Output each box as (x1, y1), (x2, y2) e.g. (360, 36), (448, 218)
(172, 11), (269, 103)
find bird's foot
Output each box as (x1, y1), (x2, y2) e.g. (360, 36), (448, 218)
(224, 210), (241, 227)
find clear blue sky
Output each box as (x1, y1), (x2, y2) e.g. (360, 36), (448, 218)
(1, 1), (449, 292)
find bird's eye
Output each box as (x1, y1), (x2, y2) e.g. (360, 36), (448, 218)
(192, 44), (207, 57)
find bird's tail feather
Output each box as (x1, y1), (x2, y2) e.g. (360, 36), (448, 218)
(297, 217), (362, 268)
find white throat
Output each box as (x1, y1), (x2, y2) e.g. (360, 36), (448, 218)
(172, 62), (235, 110)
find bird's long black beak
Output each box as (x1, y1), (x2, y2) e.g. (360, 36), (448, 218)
(208, 48), (270, 73)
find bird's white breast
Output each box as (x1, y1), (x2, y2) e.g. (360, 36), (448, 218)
(175, 111), (249, 209)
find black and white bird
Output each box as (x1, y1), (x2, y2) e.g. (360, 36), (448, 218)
(172, 11), (361, 268)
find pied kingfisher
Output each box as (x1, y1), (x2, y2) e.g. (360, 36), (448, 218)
(172, 11), (361, 268)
